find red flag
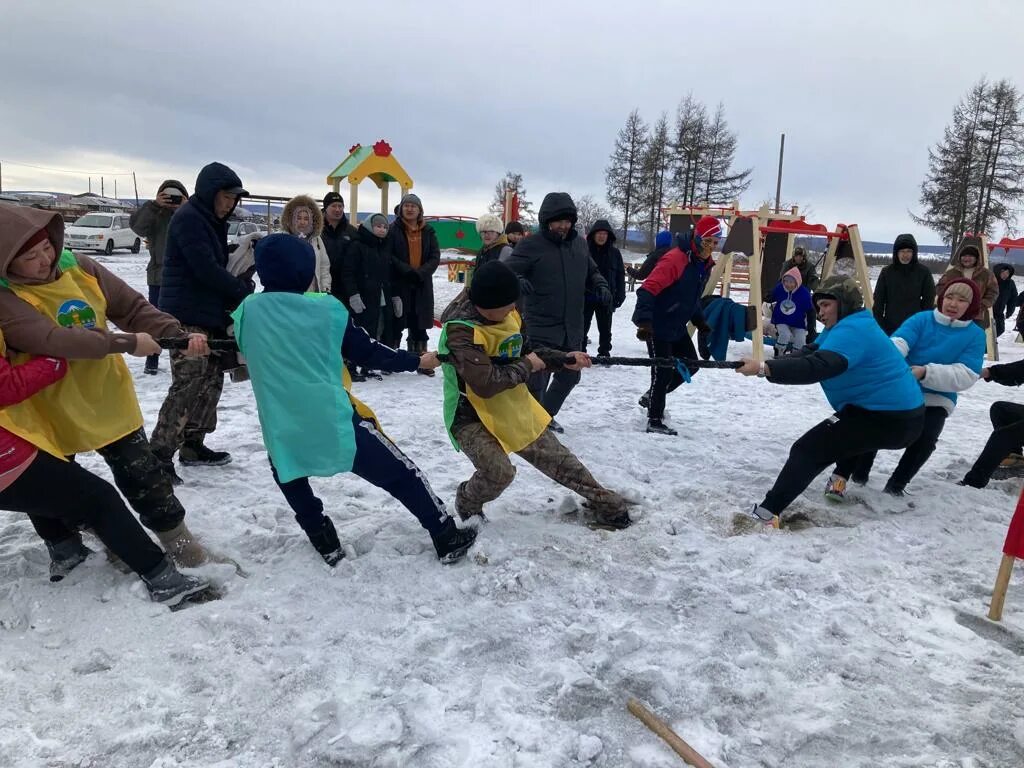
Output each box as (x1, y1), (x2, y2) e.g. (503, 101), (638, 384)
(1004, 487), (1024, 558)
(510, 193), (520, 225)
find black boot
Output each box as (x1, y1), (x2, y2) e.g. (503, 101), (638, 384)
(46, 536), (94, 582)
(142, 558), (212, 606)
(347, 362), (367, 383)
(646, 418), (677, 436)
(883, 481), (906, 497)
(431, 519), (477, 564)
(306, 517), (345, 566)
(180, 441), (232, 467)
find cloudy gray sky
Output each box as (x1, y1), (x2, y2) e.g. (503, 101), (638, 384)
(3, 0), (1022, 244)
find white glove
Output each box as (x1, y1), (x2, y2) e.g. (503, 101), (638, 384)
(349, 294), (366, 314)
(392, 297), (403, 318)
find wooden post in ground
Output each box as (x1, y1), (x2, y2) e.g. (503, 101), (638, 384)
(820, 233), (840, 281)
(749, 214), (765, 363)
(627, 699), (716, 768)
(845, 224), (874, 311)
(349, 181), (359, 227)
(990, 488), (1024, 621)
(990, 554), (1015, 621)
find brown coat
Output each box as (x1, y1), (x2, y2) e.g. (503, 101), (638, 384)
(0, 205), (185, 358)
(440, 291), (533, 431)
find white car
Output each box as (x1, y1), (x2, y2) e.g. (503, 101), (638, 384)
(64, 213), (142, 255)
(227, 221), (266, 246)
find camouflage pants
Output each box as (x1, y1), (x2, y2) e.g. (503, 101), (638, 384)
(150, 325), (229, 456)
(454, 422), (627, 517)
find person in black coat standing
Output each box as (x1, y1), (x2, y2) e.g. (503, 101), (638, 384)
(994, 263), (1018, 336)
(341, 214), (400, 376)
(872, 233), (936, 335)
(962, 358), (1024, 487)
(387, 193), (440, 375)
(584, 219), (626, 357)
(504, 193), (612, 432)
(322, 191), (359, 297)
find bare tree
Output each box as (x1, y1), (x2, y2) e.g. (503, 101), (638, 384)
(605, 109), (649, 243)
(572, 194), (614, 237)
(490, 171), (536, 225)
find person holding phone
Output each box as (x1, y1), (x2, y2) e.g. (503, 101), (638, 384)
(129, 179), (189, 374)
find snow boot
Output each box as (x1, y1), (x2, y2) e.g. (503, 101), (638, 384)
(46, 536), (94, 582)
(546, 419), (564, 434)
(646, 418), (677, 436)
(179, 441), (232, 467)
(306, 517), (345, 567)
(142, 558), (212, 607)
(748, 504), (780, 529)
(144, 362), (159, 375)
(589, 507), (632, 530)
(850, 471), (870, 486)
(1000, 453), (1024, 469)
(824, 475), (848, 503)
(156, 522), (209, 568)
(883, 481), (905, 498)
(455, 482), (488, 523)
(431, 520), (478, 564)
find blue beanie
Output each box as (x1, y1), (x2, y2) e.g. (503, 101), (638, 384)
(655, 230), (672, 248)
(254, 233), (315, 293)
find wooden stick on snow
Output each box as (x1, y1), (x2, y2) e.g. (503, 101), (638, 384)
(627, 698), (717, 768)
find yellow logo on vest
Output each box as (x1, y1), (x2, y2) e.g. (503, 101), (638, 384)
(496, 333), (523, 359)
(57, 299), (98, 329)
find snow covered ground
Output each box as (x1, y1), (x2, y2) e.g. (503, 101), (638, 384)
(2, 249), (1024, 767)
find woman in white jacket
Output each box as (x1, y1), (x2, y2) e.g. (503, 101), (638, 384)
(281, 195), (332, 292)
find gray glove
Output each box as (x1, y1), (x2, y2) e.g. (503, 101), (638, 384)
(392, 297), (403, 318)
(349, 294), (366, 314)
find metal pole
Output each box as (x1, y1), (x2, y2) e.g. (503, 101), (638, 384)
(88, 176), (92, 194)
(101, 177), (104, 197)
(114, 179), (117, 199)
(774, 133), (785, 214)
(0, 160), (3, 193)
(132, 172), (139, 208)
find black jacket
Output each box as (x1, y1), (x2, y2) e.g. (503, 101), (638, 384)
(387, 220), (440, 330)
(342, 223), (395, 335)
(160, 164), (252, 330)
(586, 220), (626, 309)
(323, 215), (358, 300)
(872, 234), (936, 335)
(994, 263), (1018, 318)
(632, 245), (671, 280)
(130, 179), (188, 287)
(986, 358), (1024, 387)
(504, 193), (610, 350)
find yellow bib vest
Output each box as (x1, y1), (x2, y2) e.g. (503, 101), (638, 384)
(0, 251), (143, 457)
(439, 309), (550, 454)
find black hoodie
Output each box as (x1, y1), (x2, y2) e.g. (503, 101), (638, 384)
(585, 219), (626, 308)
(871, 233), (936, 335)
(994, 262), (1019, 318)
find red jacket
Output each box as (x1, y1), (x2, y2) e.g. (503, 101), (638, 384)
(0, 355), (67, 475)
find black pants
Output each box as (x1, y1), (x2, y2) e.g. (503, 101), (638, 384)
(805, 307), (819, 344)
(527, 343), (582, 418)
(271, 412), (450, 537)
(146, 285), (162, 370)
(648, 335), (699, 420)
(839, 406), (948, 489)
(760, 406), (925, 514)
(995, 311), (1006, 337)
(398, 293), (429, 346)
(583, 305), (614, 356)
(94, 428), (186, 533)
(9, 453), (165, 576)
(964, 401), (1024, 488)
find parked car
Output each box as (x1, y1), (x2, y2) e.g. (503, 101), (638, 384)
(64, 213), (141, 255)
(227, 220), (266, 246)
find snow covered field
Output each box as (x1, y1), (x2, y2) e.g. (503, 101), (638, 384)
(2, 249), (1024, 768)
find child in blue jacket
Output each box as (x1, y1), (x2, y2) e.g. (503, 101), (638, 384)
(771, 267), (814, 356)
(233, 234), (477, 566)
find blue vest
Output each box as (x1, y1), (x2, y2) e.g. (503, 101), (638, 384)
(232, 292), (356, 483)
(816, 310), (924, 412)
(892, 310), (986, 409)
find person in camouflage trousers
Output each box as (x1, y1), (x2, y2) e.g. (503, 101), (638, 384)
(438, 261), (631, 529)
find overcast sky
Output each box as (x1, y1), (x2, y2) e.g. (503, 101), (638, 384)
(4, 0), (1023, 245)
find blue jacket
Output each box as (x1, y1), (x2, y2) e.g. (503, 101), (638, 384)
(816, 309), (924, 412)
(891, 309), (985, 413)
(632, 232), (711, 342)
(770, 283), (814, 329)
(703, 297), (747, 361)
(160, 163), (253, 330)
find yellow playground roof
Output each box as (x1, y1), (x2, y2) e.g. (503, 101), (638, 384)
(326, 140), (413, 190)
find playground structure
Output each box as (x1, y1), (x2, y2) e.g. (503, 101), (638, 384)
(326, 140), (413, 226)
(664, 203), (873, 363)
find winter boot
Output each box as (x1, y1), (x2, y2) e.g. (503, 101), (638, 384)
(156, 523), (209, 567)
(431, 519), (478, 564)
(589, 506), (632, 530)
(144, 362), (159, 375)
(824, 475), (848, 503)
(152, 448), (183, 486)
(46, 536), (94, 582)
(883, 481), (906, 498)
(850, 470), (870, 486)
(546, 419), (564, 434)
(347, 361), (367, 383)
(179, 441), (232, 467)
(646, 418), (677, 436)
(1000, 453), (1024, 469)
(305, 517), (345, 567)
(142, 558), (212, 607)
(748, 504), (781, 529)
(455, 482), (488, 523)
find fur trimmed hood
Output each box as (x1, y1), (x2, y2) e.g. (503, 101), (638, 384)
(281, 195), (324, 238)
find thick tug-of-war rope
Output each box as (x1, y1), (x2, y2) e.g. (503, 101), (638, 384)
(157, 338), (741, 373)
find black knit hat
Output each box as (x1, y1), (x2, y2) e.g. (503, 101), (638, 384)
(505, 221), (525, 236)
(469, 261), (521, 309)
(323, 191), (344, 209)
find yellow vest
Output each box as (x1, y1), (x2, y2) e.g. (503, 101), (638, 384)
(440, 310), (550, 454)
(0, 252), (143, 456)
